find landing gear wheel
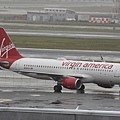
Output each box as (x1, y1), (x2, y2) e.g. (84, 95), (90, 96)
(80, 84), (85, 90)
(77, 84), (85, 94)
(54, 85), (62, 93)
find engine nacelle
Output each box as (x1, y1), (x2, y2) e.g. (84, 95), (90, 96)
(62, 77), (82, 90)
(97, 83), (114, 88)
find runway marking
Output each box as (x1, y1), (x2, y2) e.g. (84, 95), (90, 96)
(0, 99), (12, 103)
(30, 94), (41, 97)
(114, 97), (120, 100)
(2, 90), (13, 92)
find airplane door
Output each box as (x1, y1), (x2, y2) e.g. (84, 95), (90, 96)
(114, 66), (120, 77)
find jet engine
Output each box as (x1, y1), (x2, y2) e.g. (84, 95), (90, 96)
(62, 77), (82, 89)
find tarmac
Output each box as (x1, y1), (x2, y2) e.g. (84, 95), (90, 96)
(0, 70), (120, 111)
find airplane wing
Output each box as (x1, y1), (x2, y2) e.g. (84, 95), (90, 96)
(15, 71), (94, 83)
(66, 74), (94, 83)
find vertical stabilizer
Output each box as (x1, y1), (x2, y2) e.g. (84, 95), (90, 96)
(0, 28), (23, 59)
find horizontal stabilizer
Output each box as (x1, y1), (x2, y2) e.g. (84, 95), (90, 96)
(0, 61), (9, 67)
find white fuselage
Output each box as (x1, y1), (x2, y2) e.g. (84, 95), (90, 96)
(10, 58), (120, 85)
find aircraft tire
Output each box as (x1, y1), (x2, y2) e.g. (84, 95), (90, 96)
(54, 85), (62, 93)
(77, 84), (85, 94)
(80, 84), (85, 90)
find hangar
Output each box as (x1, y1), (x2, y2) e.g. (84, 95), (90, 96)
(27, 8), (76, 22)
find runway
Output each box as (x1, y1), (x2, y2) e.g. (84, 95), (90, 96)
(1, 22), (120, 30)
(0, 49), (120, 110)
(6, 29), (120, 39)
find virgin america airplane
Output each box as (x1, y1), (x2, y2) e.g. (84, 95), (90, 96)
(0, 27), (120, 93)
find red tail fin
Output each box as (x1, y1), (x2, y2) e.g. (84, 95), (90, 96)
(0, 28), (23, 59)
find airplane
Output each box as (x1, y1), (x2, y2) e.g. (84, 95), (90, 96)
(0, 27), (120, 93)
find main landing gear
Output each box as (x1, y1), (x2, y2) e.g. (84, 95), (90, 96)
(77, 84), (85, 94)
(54, 84), (85, 94)
(54, 85), (62, 93)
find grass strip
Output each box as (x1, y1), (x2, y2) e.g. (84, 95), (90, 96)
(10, 35), (120, 51)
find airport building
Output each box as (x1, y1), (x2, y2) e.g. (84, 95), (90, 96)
(27, 0), (120, 24)
(27, 8), (119, 23)
(27, 8), (76, 22)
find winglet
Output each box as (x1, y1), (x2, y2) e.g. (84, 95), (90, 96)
(100, 54), (105, 62)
